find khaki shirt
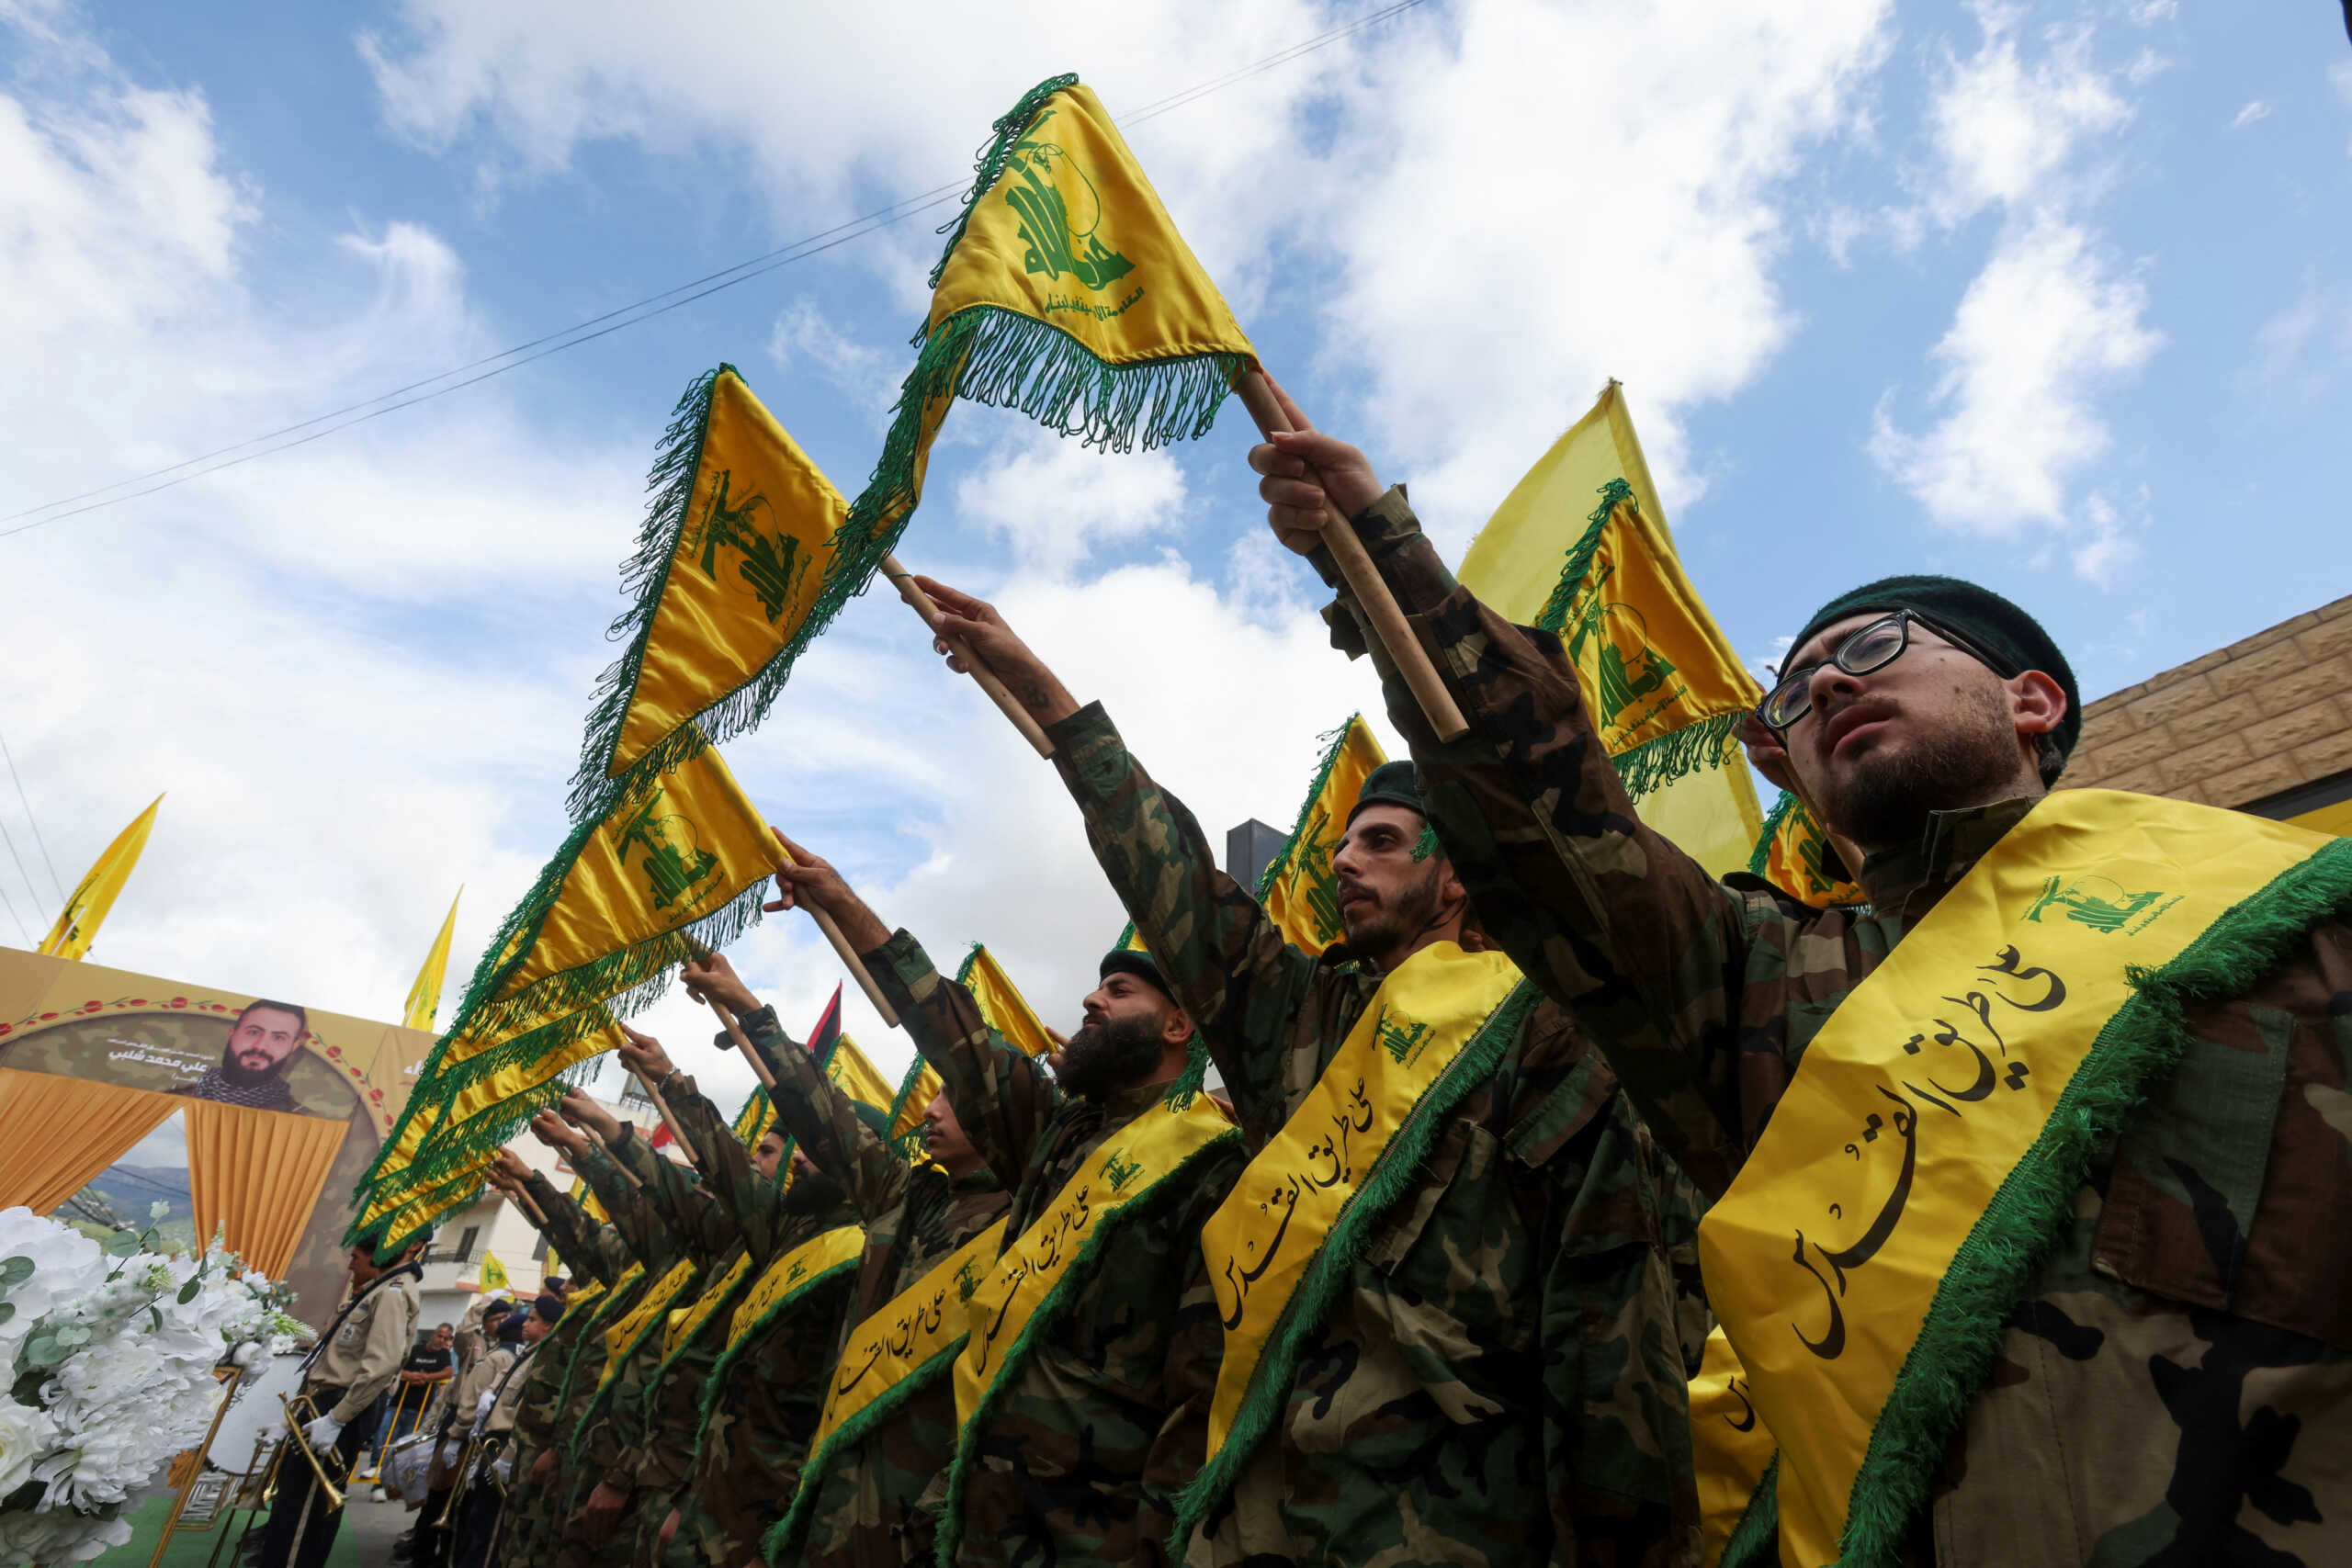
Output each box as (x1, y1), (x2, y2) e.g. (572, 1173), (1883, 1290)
(482, 1341), (539, 1437)
(309, 1271), (422, 1423)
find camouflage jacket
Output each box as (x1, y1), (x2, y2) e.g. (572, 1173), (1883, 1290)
(1050, 698), (1703, 1568)
(868, 929), (1249, 1568)
(729, 1004), (1012, 1568)
(1331, 487), (2352, 1567)
(687, 1196), (862, 1566)
(523, 1173), (631, 1288)
(571, 1130), (708, 1496)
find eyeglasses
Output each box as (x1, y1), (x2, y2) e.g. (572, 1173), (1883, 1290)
(1757, 610), (2002, 733)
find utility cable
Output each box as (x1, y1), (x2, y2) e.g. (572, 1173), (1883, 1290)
(0, 0), (1428, 540)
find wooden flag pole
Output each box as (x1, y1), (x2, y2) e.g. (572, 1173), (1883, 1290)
(628, 1070), (695, 1163)
(881, 553), (1056, 758)
(576, 1126), (642, 1189)
(509, 1185), (548, 1228)
(1234, 371), (1469, 742)
(707, 998), (779, 1093)
(763, 849), (902, 1030)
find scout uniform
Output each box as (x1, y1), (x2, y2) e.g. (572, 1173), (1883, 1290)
(1328, 496), (2352, 1566)
(259, 1260), (424, 1568)
(1054, 707), (1702, 1568)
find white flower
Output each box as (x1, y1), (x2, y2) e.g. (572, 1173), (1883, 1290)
(147, 1202), (169, 1222)
(0, 1397), (58, 1497)
(0, 1209), (106, 1357)
(0, 1505), (132, 1563)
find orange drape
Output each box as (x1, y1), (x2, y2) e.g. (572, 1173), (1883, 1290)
(183, 1100), (348, 1279)
(0, 1068), (176, 1214)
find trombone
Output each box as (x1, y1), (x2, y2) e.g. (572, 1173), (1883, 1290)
(276, 1395), (347, 1513)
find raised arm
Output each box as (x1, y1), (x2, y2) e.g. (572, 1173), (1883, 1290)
(551, 1102), (685, 1274)
(766, 834), (1057, 1193)
(504, 1146), (628, 1286)
(677, 953), (911, 1224)
(616, 1022), (797, 1267)
(1250, 396), (1770, 1176)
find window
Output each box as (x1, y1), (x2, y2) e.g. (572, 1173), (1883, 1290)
(450, 1225), (479, 1265)
(530, 1233), (549, 1263)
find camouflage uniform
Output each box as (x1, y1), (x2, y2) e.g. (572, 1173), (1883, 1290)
(662, 1057), (863, 1568)
(1327, 486), (2352, 1566)
(866, 930), (1249, 1568)
(1048, 700), (1702, 1568)
(729, 1005), (1011, 1568)
(557, 1132), (701, 1568)
(503, 1179), (645, 1568)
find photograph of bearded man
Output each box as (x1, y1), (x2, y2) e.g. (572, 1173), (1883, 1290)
(172, 997), (308, 1111)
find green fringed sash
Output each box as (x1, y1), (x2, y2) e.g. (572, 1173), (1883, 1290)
(934, 1131), (1241, 1568)
(684, 1232), (861, 1486)
(1167, 982), (1538, 1556)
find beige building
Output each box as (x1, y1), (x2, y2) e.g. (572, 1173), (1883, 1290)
(2065, 592), (2352, 837)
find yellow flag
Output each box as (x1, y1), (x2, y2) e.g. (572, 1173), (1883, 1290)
(888, 944), (1055, 1146)
(821, 74), (1257, 656)
(731, 1085), (776, 1147)
(1255, 717), (1388, 955)
(1748, 791), (1869, 909)
(479, 1252), (509, 1292)
(37, 794), (162, 961)
(1457, 382), (1762, 875)
(826, 1032), (898, 1114)
(572, 366), (846, 817)
(403, 888), (463, 1031)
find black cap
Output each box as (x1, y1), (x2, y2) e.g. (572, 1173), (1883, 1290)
(1345, 760), (1424, 826)
(1099, 947), (1175, 1004)
(1789, 575), (2081, 761)
(531, 1292), (565, 1324)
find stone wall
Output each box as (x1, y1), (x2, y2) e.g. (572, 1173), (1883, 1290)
(2064, 592), (2352, 809)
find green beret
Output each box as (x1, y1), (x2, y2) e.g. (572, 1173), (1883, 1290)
(1099, 947), (1175, 1003)
(1346, 760), (1424, 825)
(1790, 575), (2081, 760)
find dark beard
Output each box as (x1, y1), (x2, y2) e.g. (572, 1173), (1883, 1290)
(1055, 1014), (1165, 1101)
(1817, 686), (2023, 855)
(783, 1168), (847, 1216)
(217, 1046), (289, 1089)
(1338, 860), (1446, 962)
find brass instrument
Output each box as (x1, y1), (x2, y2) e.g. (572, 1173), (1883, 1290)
(276, 1394), (346, 1512)
(430, 1435), (476, 1528)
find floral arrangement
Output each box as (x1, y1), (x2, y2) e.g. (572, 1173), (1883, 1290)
(0, 1206), (300, 1565)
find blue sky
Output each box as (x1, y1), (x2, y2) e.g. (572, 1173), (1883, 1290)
(2, 0), (2347, 1111)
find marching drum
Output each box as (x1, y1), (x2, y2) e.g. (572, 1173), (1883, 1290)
(206, 1350), (307, 1472)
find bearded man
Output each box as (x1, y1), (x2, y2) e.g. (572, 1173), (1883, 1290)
(1246, 388), (2352, 1568)
(914, 579), (1702, 1568)
(647, 950), (1010, 1568)
(767, 840), (1248, 1568)
(175, 998), (306, 1110)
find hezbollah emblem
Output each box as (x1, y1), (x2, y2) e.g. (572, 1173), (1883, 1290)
(611, 786), (720, 911)
(2023, 874), (2180, 935)
(685, 469), (814, 625)
(1275, 804), (1345, 946)
(1004, 110), (1134, 293)
(1563, 560), (1691, 749)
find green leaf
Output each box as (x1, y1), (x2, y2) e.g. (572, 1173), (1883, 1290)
(0, 1303), (14, 1326)
(25, 1336), (65, 1367)
(177, 1277), (201, 1304)
(151, 1305), (164, 1332)
(106, 1229), (141, 1258)
(53, 1324), (89, 1348)
(0, 1256), (31, 1286)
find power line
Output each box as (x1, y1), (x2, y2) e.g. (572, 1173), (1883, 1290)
(0, 723), (66, 904)
(0, 0), (1427, 541)
(0, 841), (32, 945)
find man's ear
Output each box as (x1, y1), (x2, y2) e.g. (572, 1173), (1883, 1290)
(1162, 1007), (1193, 1047)
(2010, 671), (2067, 741)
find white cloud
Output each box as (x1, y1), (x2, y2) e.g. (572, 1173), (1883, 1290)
(1870, 213), (2158, 536)
(2243, 278), (2352, 412)
(2229, 99), (2271, 130)
(952, 424), (1187, 577)
(1921, 6), (2129, 226)
(1297, 0), (1893, 549)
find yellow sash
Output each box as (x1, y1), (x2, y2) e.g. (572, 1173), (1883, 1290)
(725, 1225), (865, 1353)
(1689, 1328), (1774, 1567)
(562, 1280), (605, 1315)
(660, 1251), (752, 1362)
(594, 1259), (696, 1395)
(817, 1219), (1007, 1450)
(770, 1218), (1015, 1558)
(1701, 790), (2330, 1566)
(952, 1096), (1238, 1427)
(1199, 943), (1527, 1453)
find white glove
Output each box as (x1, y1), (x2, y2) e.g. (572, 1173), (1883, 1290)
(304, 1414), (345, 1450)
(492, 1453), (514, 1484)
